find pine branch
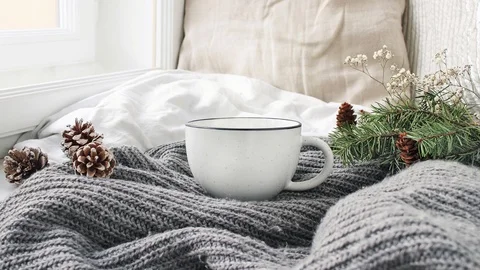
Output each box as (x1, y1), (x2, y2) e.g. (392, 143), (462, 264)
(408, 122), (480, 160)
(367, 97), (473, 130)
(445, 146), (480, 166)
(330, 122), (399, 166)
(331, 96), (480, 170)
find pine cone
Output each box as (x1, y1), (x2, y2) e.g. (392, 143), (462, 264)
(72, 142), (116, 178)
(395, 132), (419, 167)
(62, 118), (104, 157)
(3, 147), (49, 184)
(336, 102), (357, 127)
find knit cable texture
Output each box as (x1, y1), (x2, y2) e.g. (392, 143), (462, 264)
(0, 141), (479, 269)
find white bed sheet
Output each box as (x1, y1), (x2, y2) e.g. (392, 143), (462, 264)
(2, 70), (369, 201)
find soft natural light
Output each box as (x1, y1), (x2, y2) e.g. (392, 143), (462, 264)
(0, 0), (58, 30)
(0, 0), (164, 90)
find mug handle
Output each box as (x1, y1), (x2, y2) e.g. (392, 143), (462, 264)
(284, 136), (334, 191)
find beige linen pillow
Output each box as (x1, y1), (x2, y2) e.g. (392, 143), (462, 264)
(178, 0), (409, 106)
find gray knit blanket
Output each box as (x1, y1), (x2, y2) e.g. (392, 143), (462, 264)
(1, 141), (479, 269)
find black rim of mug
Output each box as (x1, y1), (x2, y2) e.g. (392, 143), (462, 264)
(185, 117), (302, 131)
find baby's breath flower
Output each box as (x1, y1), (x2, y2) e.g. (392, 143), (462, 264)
(451, 95), (461, 105)
(433, 49), (447, 64)
(423, 85), (430, 93)
(440, 75), (447, 83)
(447, 67), (462, 76)
(344, 46), (476, 119)
(455, 88), (464, 97)
(344, 53), (369, 68)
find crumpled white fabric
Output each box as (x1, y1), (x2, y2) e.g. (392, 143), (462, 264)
(15, 69), (368, 164)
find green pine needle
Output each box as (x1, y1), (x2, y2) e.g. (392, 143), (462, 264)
(330, 99), (480, 173)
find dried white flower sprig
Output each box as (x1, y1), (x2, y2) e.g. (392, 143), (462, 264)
(345, 45), (412, 98)
(420, 49), (478, 107)
(344, 45), (480, 110)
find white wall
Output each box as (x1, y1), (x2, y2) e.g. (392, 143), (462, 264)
(95, 0), (155, 73)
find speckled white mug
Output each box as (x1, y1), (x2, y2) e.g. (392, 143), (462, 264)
(185, 117), (334, 201)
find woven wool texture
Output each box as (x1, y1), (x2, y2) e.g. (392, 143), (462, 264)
(1, 141), (479, 269)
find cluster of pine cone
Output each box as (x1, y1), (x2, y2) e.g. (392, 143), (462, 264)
(336, 102), (357, 127)
(3, 118), (116, 184)
(336, 102), (419, 167)
(62, 118), (116, 178)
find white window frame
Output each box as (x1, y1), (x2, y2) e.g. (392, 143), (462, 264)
(155, 0), (185, 69)
(0, 0), (97, 71)
(0, 0), (78, 45)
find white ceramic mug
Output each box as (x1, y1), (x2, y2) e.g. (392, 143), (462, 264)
(185, 117), (334, 201)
